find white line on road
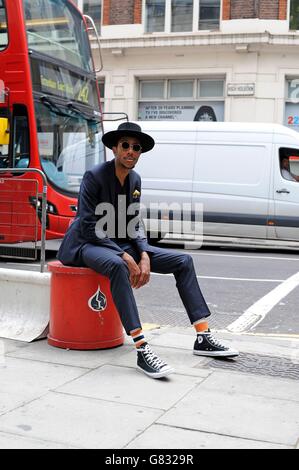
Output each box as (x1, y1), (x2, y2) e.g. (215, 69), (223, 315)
(183, 252), (299, 262)
(151, 273), (283, 282)
(227, 271), (299, 333)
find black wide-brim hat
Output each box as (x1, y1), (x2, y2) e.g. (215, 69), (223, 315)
(102, 121), (155, 153)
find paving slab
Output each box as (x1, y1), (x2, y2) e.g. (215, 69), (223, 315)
(158, 375), (299, 446)
(0, 357), (86, 415)
(55, 364), (203, 410)
(0, 431), (78, 449)
(194, 370), (299, 402)
(150, 331), (299, 360)
(0, 337), (32, 355)
(126, 424), (293, 449)
(0, 392), (162, 449)
(150, 332), (236, 353)
(6, 338), (132, 369)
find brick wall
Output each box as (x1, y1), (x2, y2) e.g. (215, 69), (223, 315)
(259, 0), (279, 19)
(134, 0), (142, 24)
(230, 0), (286, 20)
(222, 0), (231, 20)
(102, 0), (288, 25)
(278, 0), (287, 20)
(102, 0), (110, 26)
(103, 0), (135, 25)
(230, 0), (257, 19)
(110, 0), (135, 25)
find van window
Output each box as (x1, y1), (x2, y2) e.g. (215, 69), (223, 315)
(0, 143), (8, 167)
(279, 148), (299, 182)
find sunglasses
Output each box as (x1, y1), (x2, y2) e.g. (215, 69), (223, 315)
(120, 141), (142, 152)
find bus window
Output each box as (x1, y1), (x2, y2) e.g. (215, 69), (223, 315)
(12, 108), (30, 169)
(0, 0), (8, 50)
(24, 0), (93, 72)
(35, 100), (104, 194)
(0, 143), (8, 167)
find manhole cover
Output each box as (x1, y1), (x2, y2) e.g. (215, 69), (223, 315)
(202, 352), (299, 381)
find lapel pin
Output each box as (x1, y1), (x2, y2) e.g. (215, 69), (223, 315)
(133, 189), (140, 198)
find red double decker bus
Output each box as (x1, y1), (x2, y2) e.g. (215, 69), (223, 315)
(0, 0), (104, 243)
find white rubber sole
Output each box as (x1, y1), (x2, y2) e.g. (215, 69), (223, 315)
(193, 350), (239, 357)
(138, 366), (175, 379)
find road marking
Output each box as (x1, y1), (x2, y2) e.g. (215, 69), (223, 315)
(227, 271), (299, 333)
(151, 273), (282, 282)
(184, 252), (299, 262)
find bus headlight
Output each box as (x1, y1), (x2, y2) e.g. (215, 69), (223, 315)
(29, 196), (58, 215)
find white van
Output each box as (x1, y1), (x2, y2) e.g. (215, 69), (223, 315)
(103, 121), (299, 249)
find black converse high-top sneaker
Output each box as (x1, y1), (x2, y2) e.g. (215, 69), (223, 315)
(193, 329), (239, 357)
(137, 343), (174, 378)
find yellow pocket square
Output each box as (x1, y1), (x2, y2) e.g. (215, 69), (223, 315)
(132, 189), (140, 198)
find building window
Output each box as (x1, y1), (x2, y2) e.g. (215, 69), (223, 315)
(290, 0), (299, 30)
(285, 78), (299, 131)
(98, 79), (105, 110)
(171, 0), (193, 32)
(83, 0), (102, 34)
(145, 0), (221, 33)
(138, 78), (225, 121)
(199, 0), (221, 30)
(145, 0), (166, 33)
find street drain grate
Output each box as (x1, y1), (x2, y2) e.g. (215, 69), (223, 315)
(202, 352), (299, 381)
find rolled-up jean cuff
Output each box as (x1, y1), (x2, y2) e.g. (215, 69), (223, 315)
(125, 322), (142, 336)
(190, 310), (211, 324)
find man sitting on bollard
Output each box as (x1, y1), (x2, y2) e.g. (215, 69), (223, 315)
(58, 122), (239, 379)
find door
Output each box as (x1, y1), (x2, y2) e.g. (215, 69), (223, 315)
(274, 146), (299, 241)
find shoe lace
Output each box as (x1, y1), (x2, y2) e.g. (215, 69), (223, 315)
(142, 345), (166, 368)
(205, 331), (225, 348)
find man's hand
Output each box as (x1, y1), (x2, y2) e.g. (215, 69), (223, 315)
(135, 252), (151, 289)
(121, 252), (141, 288)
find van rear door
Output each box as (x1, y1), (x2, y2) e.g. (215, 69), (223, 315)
(273, 145), (299, 241)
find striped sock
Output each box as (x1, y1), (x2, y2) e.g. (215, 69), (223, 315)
(131, 328), (146, 349)
(193, 319), (209, 334)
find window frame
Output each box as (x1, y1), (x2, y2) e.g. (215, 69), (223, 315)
(289, 0), (299, 31)
(143, 0), (222, 34)
(76, 0), (102, 34)
(139, 77), (225, 101)
(138, 77), (225, 121)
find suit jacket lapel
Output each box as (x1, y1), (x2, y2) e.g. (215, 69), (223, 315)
(107, 159), (116, 207)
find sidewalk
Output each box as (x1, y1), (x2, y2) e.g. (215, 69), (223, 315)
(0, 327), (298, 449)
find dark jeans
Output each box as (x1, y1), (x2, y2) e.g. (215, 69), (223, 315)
(81, 242), (211, 335)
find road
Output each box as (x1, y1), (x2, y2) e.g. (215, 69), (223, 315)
(1, 244), (299, 337)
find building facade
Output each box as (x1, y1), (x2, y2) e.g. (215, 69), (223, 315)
(76, 1), (299, 131)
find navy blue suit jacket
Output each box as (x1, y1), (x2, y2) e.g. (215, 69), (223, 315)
(57, 159), (154, 266)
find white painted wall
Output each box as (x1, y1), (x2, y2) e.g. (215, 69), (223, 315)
(93, 20), (299, 127)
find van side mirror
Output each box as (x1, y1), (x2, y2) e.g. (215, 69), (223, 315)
(0, 117), (9, 145)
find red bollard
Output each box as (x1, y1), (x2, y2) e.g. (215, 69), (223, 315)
(47, 261), (124, 350)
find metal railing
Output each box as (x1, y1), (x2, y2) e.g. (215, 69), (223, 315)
(0, 168), (47, 272)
